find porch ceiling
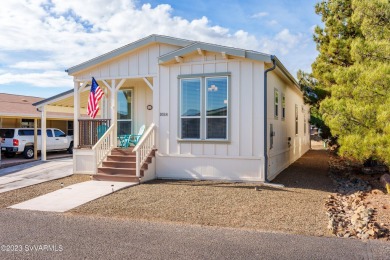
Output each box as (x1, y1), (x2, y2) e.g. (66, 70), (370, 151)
(47, 90), (89, 109)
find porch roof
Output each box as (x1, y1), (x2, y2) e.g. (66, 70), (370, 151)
(33, 88), (89, 111)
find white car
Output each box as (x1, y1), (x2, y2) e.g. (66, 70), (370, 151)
(0, 128), (73, 159)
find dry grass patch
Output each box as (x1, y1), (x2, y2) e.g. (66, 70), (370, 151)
(0, 174), (90, 208)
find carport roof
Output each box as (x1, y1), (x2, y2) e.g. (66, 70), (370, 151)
(0, 93), (74, 119)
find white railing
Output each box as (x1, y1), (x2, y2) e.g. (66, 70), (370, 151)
(133, 123), (156, 177)
(92, 124), (115, 174)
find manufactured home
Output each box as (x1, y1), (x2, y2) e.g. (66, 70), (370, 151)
(34, 34), (310, 183)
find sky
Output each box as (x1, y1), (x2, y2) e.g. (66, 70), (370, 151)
(0, 0), (322, 98)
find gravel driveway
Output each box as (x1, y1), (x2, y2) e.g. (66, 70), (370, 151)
(69, 149), (335, 237)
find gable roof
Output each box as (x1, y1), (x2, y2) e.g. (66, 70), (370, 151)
(158, 41), (272, 64)
(66, 34), (193, 75)
(65, 34), (299, 89)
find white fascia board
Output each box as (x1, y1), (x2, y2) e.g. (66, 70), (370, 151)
(32, 89), (74, 108)
(66, 34), (193, 75)
(159, 42), (272, 64)
(273, 56), (302, 92)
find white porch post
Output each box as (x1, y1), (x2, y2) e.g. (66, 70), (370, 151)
(152, 76), (159, 147)
(74, 81), (80, 148)
(41, 106), (47, 161)
(110, 80), (117, 147)
(33, 118), (38, 160)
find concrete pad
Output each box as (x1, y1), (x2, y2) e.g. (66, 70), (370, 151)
(0, 160), (47, 177)
(0, 158), (73, 193)
(9, 181), (137, 212)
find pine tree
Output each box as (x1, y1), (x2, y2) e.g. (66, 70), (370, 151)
(312, 0), (390, 163)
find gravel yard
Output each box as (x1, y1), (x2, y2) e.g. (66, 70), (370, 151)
(69, 150), (334, 237)
(0, 174), (90, 208)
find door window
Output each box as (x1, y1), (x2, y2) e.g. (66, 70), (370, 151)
(54, 129), (66, 137)
(117, 89), (133, 136)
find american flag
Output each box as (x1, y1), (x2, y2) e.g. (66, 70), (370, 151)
(87, 77), (104, 119)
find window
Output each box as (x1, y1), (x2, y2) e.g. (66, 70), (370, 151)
(46, 129), (53, 137)
(206, 77), (228, 139)
(18, 129), (34, 136)
(274, 89), (279, 119)
(295, 104), (298, 135)
(67, 121), (73, 136)
(0, 129), (14, 138)
(282, 94), (285, 120)
(270, 124), (274, 149)
(21, 119), (34, 128)
(180, 75), (229, 140)
(117, 89), (133, 135)
(180, 78), (201, 139)
(54, 129), (66, 137)
(304, 114), (307, 135)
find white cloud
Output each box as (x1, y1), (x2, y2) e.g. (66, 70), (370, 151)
(251, 12), (268, 18)
(10, 61), (59, 70)
(267, 20), (279, 26)
(0, 0), (312, 87)
(258, 29), (304, 56)
(0, 71), (71, 88)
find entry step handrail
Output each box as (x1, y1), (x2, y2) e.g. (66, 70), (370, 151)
(133, 123), (156, 177)
(92, 124), (115, 173)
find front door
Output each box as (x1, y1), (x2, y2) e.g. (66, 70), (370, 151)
(117, 89), (133, 138)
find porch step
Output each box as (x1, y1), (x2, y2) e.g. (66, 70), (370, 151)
(101, 161), (136, 168)
(95, 148), (156, 183)
(110, 148), (134, 155)
(97, 167), (145, 176)
(106, 155), (136, 162)
(93, 173), (140, 183)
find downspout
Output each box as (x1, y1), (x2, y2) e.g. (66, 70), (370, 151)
(263, 56), (276, 183)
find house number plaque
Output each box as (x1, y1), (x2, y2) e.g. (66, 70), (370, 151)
(160, 113), (168, 116)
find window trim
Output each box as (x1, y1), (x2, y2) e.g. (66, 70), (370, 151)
(281, 94), (285, 120)
(178, 73), (230, 141)
(295, 104), (299, 135)
(274, 89), (279, 119)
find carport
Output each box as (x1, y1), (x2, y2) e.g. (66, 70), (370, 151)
(0, 93), (76, 161)
(32, 89), (89, 161)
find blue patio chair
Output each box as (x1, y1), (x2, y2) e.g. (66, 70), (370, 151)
(117, 134), (130, 148)
(127, 125), (145, 146)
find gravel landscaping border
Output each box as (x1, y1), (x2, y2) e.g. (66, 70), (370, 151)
(69, 150), (334, 237)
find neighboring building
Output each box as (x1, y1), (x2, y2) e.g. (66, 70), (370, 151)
(34, 34), (310, 182)
(0, 93), (74, 135)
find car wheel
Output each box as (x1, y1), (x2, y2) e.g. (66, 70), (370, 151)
(4, 152), (16, 158)
(23, 146), (34, 159)
(68, 142), (73, 154)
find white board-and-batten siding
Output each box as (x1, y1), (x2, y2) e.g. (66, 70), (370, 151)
(72, 43), (180, 80)
(156, 54), (266, 182)
(266, 72), (310, 180)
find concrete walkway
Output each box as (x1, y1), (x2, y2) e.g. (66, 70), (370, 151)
(9, 180), (137, 212)
(0, 158), (73, 193)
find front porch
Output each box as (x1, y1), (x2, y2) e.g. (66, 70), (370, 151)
(72, 77), (157, 182)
